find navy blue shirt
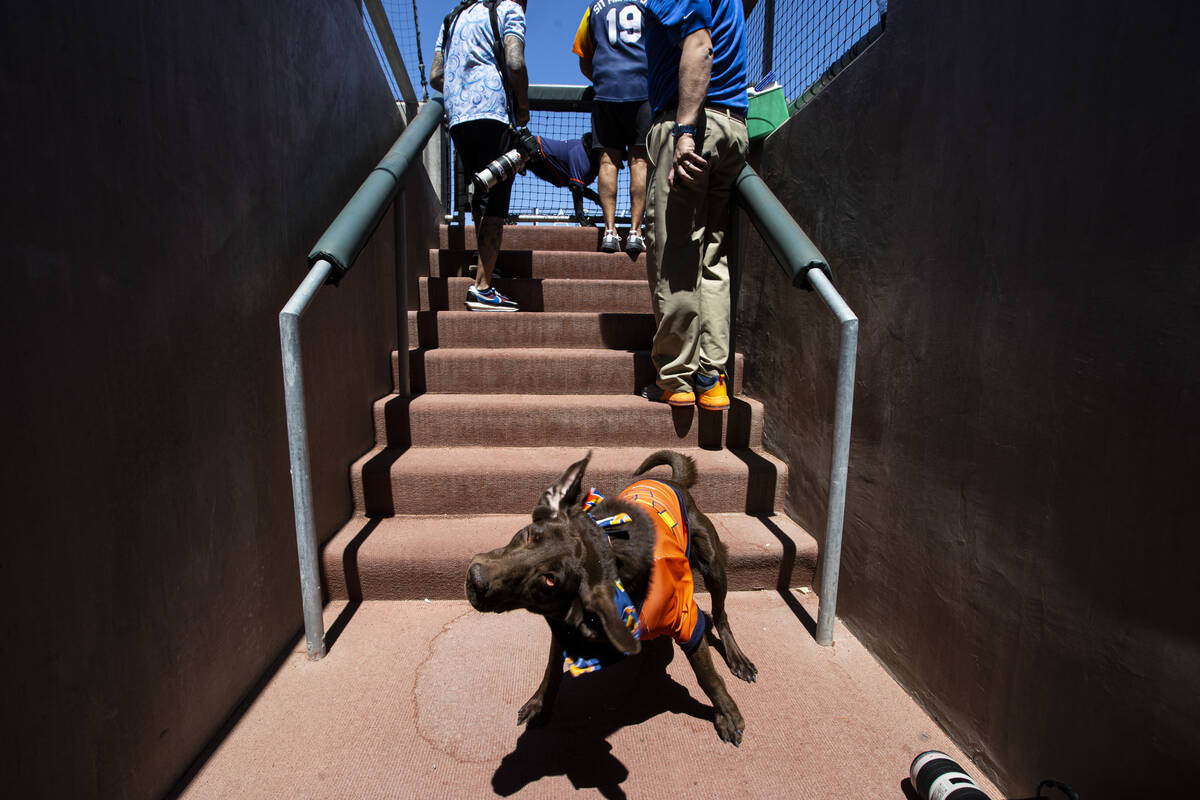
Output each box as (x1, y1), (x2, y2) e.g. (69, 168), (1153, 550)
(644, 0), (748, 115)
(573, 0), (650, 103)
(533, 135), (600, 188)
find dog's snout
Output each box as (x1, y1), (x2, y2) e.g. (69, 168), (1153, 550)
(468, 562), (488, 592)
(466, 561), (490, 609)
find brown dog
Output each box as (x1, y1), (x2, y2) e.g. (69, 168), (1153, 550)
(465, 450), (756, 745)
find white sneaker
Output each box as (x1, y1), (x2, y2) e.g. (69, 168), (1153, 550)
(625, 230), (645, 255)
(600, 229), (621, 253)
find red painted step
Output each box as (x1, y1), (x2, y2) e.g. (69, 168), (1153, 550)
(321, 512), (816, 601)
(370, 393), (765, 449)
(429, 248), (645, 280)
(420, 276), (652, 313)
(413, 310), (653, 350)
(398, 347), (745, 396)
(440, 223), (609, 252)
(350, 445), (787, 517)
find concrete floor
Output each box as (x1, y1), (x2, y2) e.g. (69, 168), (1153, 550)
(181, 591), (1000, 799)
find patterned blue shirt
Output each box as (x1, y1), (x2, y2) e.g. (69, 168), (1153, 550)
(435, 1), (526, 127)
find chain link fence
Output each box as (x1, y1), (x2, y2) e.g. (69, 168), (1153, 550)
(363, 0), (885, 220)
(363, 1), (429, 101)
(746, 0), (886, 106)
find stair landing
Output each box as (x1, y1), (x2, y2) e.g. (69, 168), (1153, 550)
(181, 591), (999, 799)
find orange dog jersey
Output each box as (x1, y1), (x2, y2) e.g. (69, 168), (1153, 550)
(617, 480), (708, 653)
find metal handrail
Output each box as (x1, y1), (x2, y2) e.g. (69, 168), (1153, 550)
(287, 78), (854, 655)
(733, 164), (858, 646)
(528, 83), (595, 111)
(281, 96), (445, 660)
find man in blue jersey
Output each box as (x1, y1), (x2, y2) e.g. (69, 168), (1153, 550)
(639, 0), (748, 411)
(431, 0), (530, 312)
(573, 0), (651, 255)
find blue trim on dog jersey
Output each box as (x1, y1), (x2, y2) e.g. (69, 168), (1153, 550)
(662, 482), (692, 560)
(680, 610), (708, 654)
(562, 578), (642, 676)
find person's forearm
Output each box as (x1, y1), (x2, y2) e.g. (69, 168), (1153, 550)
(505, 35), (530, 115)
(579, 56), (593, 81)
(430, 50), (444, 92)
(676, 29), (713, 126)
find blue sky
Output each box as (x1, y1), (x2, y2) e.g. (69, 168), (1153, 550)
(389, 1), (887, 102)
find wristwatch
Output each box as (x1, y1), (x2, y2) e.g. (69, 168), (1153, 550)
(672, 123), (698, 138)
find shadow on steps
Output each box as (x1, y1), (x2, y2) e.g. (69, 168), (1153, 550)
(359, 446), (410, 516)
(688, 396), (756, 450)
(322, 518), (381, 653)
(757, 514), (819, 641)
(727, 445), (781, 513)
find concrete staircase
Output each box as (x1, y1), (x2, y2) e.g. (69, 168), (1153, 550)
(182, 225), (1003, 799)
(321, 224), (818, 602)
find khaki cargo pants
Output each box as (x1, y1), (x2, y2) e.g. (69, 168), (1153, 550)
(643, 108), (749, 394)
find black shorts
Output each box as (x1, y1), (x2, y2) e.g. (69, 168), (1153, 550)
(591, 100), (651, 159)
(450, 119), (514, 221)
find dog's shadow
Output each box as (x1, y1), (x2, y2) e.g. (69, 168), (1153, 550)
(492, 638), (711, 799)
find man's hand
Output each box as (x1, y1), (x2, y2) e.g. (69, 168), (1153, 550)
(670, 132), (708, 187)
(514, 106), (530, 127)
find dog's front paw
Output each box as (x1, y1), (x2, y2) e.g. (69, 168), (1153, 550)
(517, 696), (551, 727)
(727, 650), (758, 684)
(713, 703), (745, 747)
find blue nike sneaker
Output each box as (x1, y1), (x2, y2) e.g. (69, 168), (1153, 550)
(465, 284), (519, 312)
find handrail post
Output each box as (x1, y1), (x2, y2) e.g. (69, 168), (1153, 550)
(733, 163), (857, 646)
(395, 188), (410, 396)
(807, 269), (859, 645)
(280, 96), (444, 660)
(280, 259), (336, 660)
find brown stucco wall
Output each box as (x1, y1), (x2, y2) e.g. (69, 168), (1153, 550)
(737, 0), (1200, 795)
(0, 3), (435, 798)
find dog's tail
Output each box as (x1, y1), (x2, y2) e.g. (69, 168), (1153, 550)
(633, 450), (697, 489)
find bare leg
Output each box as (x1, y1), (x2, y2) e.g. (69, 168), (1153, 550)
(517, 631), (563, 726)
(475, 215), (504, 291)
(628, 147), (647, 235)
(598, 147), (622, 232)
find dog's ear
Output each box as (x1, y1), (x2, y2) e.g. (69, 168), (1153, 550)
(533, 451), (591, 521)
(580, 582), (641, 656)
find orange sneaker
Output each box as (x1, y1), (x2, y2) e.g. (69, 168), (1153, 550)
(642, 382), (696, 407)
(695, 372), (730, 411)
